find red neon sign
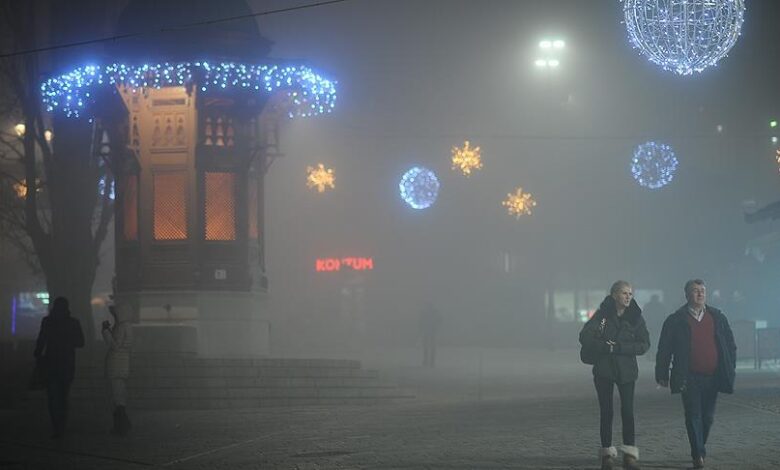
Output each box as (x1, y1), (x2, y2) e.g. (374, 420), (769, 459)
(316, 257), (374, 272)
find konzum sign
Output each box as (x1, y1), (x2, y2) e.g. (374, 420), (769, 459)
(315, 257), (374, 272)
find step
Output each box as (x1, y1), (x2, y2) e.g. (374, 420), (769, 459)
(73, 375), (390, 390)
(82, 355), (362, 370)
(72, 385), (405, 400)
(125, 396), (413, 409)
(75, 366), (380, 379)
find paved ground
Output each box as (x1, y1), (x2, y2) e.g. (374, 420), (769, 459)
(1, 349), (779, 469)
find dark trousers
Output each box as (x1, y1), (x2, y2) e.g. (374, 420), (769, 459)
(594, 376), (636, 448)
(681, 374), (718, 460)
(46, 376), (72, 436)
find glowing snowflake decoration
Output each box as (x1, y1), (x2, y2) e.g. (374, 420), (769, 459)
(306, 164), (335, 193)
(623, 0), (746, 75)
(40, 62), (337, 118)
(399, 167), (440, 210)
(451, 140), (483, 177)
(502, 187), (537, 218)
(631, 141), (679, 189)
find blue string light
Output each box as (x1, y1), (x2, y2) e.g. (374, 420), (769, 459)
(623, 0), (745, 75)
(40, 62), (337, 118)
(631, 141), (678, 189)
(399, 167), (440, 210)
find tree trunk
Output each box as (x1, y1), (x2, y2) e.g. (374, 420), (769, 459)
(43, 117), (103, 346)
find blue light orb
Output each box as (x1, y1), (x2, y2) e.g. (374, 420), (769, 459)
(623, 0), (746, 75)
(399, 167), (440, 210)
(631, 141), (678, 189)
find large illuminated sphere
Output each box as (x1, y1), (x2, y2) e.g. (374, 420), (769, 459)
(399, 167), (440, 210)
(631, 141), (678, 189)
(623, 0), (745, 75)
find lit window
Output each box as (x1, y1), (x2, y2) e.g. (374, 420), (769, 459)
(205, 172), (236, 241)
(153, 172), (188, 240)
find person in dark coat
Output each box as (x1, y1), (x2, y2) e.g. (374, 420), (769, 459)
(33, 297), (85, 438)
(418, 302), (441, 368)
(641, 294), (666, 343)
(580, 281), (650, 470)
(656, 279), (736, 469)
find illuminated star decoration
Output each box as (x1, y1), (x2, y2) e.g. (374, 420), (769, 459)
(623, 0), (745, 75)
(306, 164), (335, 193)
(502, 187), (537, 218)
(631, 141), (679, 189)
(40, 62), (337, 118)
(399, 167), (440, 210)
(451, 140), (483, 177)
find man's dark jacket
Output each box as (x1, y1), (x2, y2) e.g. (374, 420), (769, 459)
(655, 305), (736, 394)
(34, 309), (85, 383)
(579, 296), (650, 384)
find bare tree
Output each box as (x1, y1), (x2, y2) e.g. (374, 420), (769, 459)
(0, 0), (115, 344)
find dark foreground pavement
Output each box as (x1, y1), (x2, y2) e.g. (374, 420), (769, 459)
(2, 349), (779, 470)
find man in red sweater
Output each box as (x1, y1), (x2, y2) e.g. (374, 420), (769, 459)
(655, 279), (737, 469)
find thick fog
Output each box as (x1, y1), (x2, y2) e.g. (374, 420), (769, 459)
(81, 0), (780, 363)
(204, 0), (780, 362)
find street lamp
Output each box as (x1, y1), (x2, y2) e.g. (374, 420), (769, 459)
(14, 123), (25, 137)
(535, 37), (565, 69)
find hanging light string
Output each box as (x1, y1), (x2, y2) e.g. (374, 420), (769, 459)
(41, 61), (338, 118)
(0, 0), (350, 60)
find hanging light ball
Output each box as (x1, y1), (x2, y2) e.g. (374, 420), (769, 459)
(622, 0), (746, 75)
(399, 166), (440, 210)
(631, 141), (679, 189)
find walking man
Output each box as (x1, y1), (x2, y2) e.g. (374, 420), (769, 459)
(656, 279), (736, 468)
(34, 297), (85, 438)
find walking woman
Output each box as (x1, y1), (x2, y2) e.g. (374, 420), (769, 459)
(34, 297), (85, 438)
(579, 281), (650, 470)
(102, 303), (133, 435)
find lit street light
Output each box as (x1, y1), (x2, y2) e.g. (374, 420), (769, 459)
(534, 37), (565, 69)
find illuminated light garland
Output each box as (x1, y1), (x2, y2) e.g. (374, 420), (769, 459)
(399, 166), (439, 210)
(40, 62), (337, 118)
(631, 141), (678, 189)
(306, 163), (335, 193)
(451, 140), (483, 177)
(623, 0), (745, 75)
(502, 187), (536, 218)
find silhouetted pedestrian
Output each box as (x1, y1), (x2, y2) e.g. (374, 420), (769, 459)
(642, 294), (666, 341)
(33, 297), (85, 438)
(419, 302), (441, 368)
(103, 303), (133, 436)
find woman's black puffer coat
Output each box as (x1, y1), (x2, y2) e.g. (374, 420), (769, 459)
(579, 296), (650, 384)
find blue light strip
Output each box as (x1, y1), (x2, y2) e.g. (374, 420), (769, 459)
(41, 62), (338, 118)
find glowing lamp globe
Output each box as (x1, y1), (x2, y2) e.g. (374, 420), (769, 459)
(631, 141), (678, 189)
(623, 0), (745, 75)
(399, 167), (440, 210)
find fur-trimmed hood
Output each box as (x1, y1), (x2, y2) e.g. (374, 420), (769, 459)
(596, 295), (643, 325)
